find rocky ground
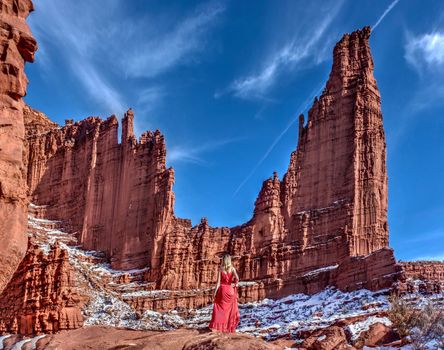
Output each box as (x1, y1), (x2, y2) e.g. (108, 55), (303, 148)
(0, 207), (442, 349)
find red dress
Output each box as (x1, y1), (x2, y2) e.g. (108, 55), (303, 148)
(209, 270), (240, 332)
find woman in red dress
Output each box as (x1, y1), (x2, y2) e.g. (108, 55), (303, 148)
(209, 253), (240, 332)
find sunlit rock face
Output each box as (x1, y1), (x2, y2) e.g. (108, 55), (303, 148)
(397, 261), (444, 294)
(0, 242), (85, 335)
(18, 26), (403, 312)
(158, 26), (402, 298)
(0, 0), (37, 293)
(24, 107), (175, 272)
(5, 21), (406, 337)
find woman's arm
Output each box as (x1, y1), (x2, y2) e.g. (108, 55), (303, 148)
(213, 269), (221, 299)
(232, 267), (240, 287)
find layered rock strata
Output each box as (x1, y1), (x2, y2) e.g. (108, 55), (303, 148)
(24, 108), (174, 271)
(18, 26), (403, 320)
(157, 26), (402, 296)
(0, 242), (85, 335)
(400, 261), (444, 281)
(0, 0), (37, 293)
(397, 261), (444, 294)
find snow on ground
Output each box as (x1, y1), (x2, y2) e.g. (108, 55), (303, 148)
(11, 338), (30, 350)
(0, 335), (46, 350)
(348, 316), (392, 341)
(302, 264), (338, 277)
(28, 335), (46, 350)
(236, 288), (389, 340)
(0, 335), (10, 350)
(23, 208), (444, 348)
(81, 284), (393, 340)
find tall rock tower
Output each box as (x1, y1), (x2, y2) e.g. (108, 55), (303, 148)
(282, 26), (388, 257)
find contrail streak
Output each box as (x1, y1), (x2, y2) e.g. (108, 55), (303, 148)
(233, 82), (324, 197)
(372, 0), (400, 30)
(233, 0), (401, 197)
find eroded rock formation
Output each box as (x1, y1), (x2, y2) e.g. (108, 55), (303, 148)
(0, 242), (85, 335)
(0, 0), (37, 293)
(19, 26), (403, 312)
(157, 26), (402, 298)
(24, 108), (174, 271)
(396, 261), (444, 294)
(400, 261), (444, 281)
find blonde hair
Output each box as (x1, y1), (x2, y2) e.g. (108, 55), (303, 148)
(221, 254), (232, 272)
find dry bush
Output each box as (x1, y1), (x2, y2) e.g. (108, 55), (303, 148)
(388, 295), (444, 349)
(387, 294), (416, 338)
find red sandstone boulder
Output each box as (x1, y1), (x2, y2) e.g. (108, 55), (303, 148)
(300, 326), (354, 350)
(352, 322), (399, 348)
(182, 332), (281, 350)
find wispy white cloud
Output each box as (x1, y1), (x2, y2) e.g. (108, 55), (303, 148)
(224, 1), (343, 100)
(28, 0), (224, 116)
(29, 1), (126, 114)
(412, 253), (444, 262)
(125, 1), (225, 78)
(405, 32), (444, 71)
(167, 137), (243, 166)
(372, 0), (400, 31)
(401, 31), (444, 113)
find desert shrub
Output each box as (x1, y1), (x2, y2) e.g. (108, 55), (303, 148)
(409, 302), (444, 350)
(387, 294), (416, 338)
(388, 295), (444, 349)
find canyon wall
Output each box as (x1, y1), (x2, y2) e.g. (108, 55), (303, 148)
(396, 261), (444, 294)
(16, 26), (403, 321)
(157, 26), (401, 296)
(24, 108), (175, 271)
(0, 242), (85, 335)
(0, 0), (441, 337)
(401, 261), (444, 281)
(0, 0), (36, 293)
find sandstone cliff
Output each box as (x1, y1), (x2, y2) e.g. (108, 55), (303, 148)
(397, 261), (444, 294)
(21, 27), (403, 307)
(0, 242), (85, 335)
(0, 0), (37, 293)
(0, 0), (442, 341)
(157, 26), (402, 297)
(24, 108), (175, 271)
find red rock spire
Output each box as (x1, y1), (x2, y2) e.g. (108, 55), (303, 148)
(5, 26), (402, 331)
(122, 108), (135, 143)
(0, 0), (37, 293)
(281, 26), (388, 256)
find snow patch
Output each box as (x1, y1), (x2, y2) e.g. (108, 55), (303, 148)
(347, 316), (392, 340)
(303, 264), (339, 277)
(12, 338), (31, 350)
(0, 335), (11, 350)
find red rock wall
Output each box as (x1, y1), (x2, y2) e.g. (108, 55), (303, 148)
(157, 27), (400, 296)
(0, 0), (36, 293)
(0, 242), (85, 335)
(400, 261), (444, 281)
(395, 261), (444, 294)
(22, 26), (402, 309)
(24, 109), (175, 271)
(281, 26), (388, 256)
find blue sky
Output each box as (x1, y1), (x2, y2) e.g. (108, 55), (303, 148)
(25, 0), (444, 261)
